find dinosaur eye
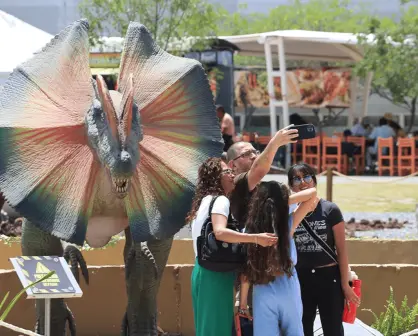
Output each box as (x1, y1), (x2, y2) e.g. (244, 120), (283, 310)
(92, 99), (102, 117)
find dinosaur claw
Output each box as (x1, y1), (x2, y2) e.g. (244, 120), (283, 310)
(125, 248), (136, 282)
(34, 303), (75, 336)
(121, 311), (129, 336)
(35, 319), (41, 334)
(141, 243), (158, 280)
(64, 245), (89, 285)
(66, 305), (77, 336)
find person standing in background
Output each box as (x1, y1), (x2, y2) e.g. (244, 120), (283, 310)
(216, 104), (235, 152)
(350, 118), (367, 137)
(366, 117), (395, 169)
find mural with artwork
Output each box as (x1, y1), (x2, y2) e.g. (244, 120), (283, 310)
(234, 68), (352, 109)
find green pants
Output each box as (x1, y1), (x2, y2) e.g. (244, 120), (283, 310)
(191, 261), (235, 336)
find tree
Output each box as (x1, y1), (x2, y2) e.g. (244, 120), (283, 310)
(79, 0), (227, 51)
(355, 4), (418, 132)
(251, 0), (370, 33)
(221, 0), (377, 132)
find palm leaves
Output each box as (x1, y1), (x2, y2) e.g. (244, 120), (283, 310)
(0, 271), (55, 336)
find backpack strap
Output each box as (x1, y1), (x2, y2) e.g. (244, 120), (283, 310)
(301, 219), (338, 264)
(207, 196), (219, 218)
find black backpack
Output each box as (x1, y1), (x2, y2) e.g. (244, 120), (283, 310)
(196, 196), (246, 273)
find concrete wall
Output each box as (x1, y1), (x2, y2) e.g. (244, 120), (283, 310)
(1, 238), (418, 335)
(1, 264), (418, 336)
(1, 238), (418, 269)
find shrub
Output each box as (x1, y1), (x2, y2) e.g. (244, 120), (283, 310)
(364, 287), (418, 336)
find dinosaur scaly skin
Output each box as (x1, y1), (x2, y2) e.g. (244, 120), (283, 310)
(0, 19), (223, 336)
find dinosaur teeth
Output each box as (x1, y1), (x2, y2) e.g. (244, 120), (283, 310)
(112, 178), (129, 194)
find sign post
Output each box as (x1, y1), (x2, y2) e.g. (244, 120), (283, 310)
(9, 256), (83, 336)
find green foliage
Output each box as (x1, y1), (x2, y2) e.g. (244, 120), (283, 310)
(81, 235), (125, 251)
(221, 0), (377, 67)
(355, 6), (418, 103)
(253, 0), (370, 33)
(79, 0), (227, 50)
(0, 271), (55, 321)
(0, 235), (125, 250)
(364, 287), (418, 336)
(1, 236), (20, 247)
(354, 3), (418, 129)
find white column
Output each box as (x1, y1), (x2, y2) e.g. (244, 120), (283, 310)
(399, 113), (405, 128)
(278, 37), (291, 168)
(360, 72), (374, 120)
(349, 76), (359, 127)
(263, 42), (277, 136)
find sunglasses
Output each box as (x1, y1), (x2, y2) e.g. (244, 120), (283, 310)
(292, 175), (313, 186)
(221, 168), (234, 176)
(233, 149), (260, 161)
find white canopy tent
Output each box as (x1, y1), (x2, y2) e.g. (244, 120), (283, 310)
(0, 10), (53, 86)
(220, 30), (374, 168)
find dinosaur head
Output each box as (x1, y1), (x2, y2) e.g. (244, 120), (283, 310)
(86, 74), (142, 199)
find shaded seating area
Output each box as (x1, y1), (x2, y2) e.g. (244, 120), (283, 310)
(242, 131), (418, 176)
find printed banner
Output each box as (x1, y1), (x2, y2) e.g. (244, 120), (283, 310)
(234, 68), (351, 109)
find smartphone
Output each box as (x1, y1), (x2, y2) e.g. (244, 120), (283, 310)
(289, 124), (316, 140)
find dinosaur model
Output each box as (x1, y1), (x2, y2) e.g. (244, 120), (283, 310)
(0, 19), (223, 335)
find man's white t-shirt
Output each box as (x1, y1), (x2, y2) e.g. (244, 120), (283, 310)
(191, 195), (230, 257)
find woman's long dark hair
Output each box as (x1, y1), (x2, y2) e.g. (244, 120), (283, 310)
(185, 157), (225, 223)
(244, 181), (293, 285)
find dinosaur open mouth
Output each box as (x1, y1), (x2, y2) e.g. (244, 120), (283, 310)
(112, 178), (129, 194)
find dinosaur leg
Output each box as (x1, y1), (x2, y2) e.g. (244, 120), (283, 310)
(122, 227), (173, 336)
(21, 218), (75, 336)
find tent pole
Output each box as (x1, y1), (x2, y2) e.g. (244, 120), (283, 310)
(349, 76), (359, 127)
(360, 72), (373, 121)
(264, 41), (277, 137)
(277, 37), (291, 169)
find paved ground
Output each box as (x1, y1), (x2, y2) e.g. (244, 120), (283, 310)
(315, 317), (383, 336)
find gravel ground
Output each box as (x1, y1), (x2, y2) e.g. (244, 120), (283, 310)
(343, 212), (418, 239)
(175, 212), (418, 240)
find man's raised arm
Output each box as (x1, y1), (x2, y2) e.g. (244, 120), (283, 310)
(247, 126), (298, 191)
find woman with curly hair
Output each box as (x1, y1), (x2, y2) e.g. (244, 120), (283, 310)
(187, 157), (277, 336)
(239, 181), (318, 336)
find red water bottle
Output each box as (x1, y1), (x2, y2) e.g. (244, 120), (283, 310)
(342, 279), (362, 324)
